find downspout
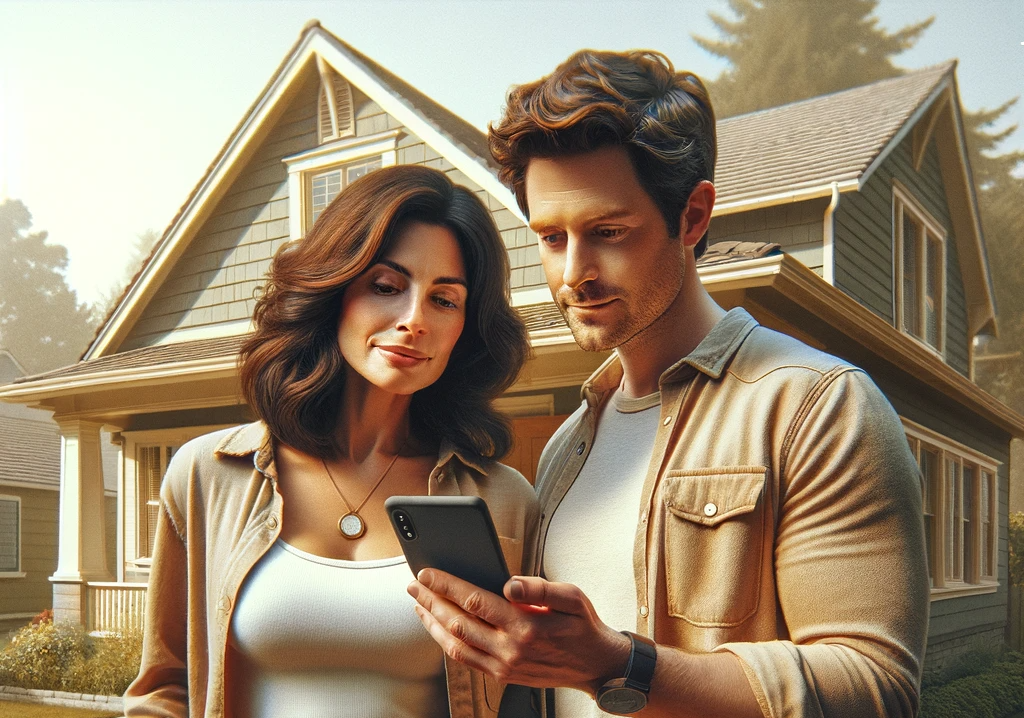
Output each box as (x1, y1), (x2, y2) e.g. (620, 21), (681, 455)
(823, 181), (840, 285)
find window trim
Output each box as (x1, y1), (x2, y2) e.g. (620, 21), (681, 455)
(892, 181), (947, 358)
(902, 418), (1000, 599)
(283, 129), (400, 241)
(0, 494), (24, 578)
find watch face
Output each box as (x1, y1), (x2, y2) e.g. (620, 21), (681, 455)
(597, 687), (648, 715)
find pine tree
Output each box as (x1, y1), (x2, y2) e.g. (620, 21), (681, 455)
(0, 199), (98, 375)
(694, 0), (932, 118)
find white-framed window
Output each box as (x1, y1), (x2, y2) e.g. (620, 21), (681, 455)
(283, 130), (398, 241)
(903, 418), (999, 597)
(0, 495), (23, 577)
(893, 182), (946, 355)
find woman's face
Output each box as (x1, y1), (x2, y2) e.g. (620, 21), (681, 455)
(338, 220), (468, 396)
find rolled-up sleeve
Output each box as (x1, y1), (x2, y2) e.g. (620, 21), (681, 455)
(717, 368), (930, 718)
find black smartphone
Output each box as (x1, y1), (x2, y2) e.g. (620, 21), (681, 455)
(385, 495), (511, 596)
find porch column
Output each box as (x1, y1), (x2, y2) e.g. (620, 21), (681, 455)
(51, 418), (112, 624)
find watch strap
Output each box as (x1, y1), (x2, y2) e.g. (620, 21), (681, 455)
(620, 631), (657, 692)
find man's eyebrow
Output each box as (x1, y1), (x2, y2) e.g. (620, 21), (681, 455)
(528, 209), (635, 232)
(378, 259), (466, 288)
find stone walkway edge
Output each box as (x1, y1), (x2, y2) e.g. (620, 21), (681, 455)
(0, 683), (124, 711)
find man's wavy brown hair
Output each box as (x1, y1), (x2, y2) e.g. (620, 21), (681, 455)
(489, 50), (716, 257)
(239, 164), (529, 461)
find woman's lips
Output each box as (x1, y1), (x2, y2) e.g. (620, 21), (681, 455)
(375, 345), (429, 367)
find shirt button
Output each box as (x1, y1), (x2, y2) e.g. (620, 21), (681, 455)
(267, 515), (279, 530)
(703, 502), (718, 517)
(640, 510), (648, 523)
(639, 606), (649, 617)
(576, 442), (586, 455)
(217, 595), (232, 612)
(663, 416), (672, 426)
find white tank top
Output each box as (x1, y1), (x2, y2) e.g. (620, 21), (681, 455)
(229, 540), (448, 718)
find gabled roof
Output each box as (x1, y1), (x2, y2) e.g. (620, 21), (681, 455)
(714, 63), (955, 208)
(84, 20), (520, 362)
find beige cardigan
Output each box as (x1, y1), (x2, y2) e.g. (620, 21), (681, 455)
(124, 421), (539, 718)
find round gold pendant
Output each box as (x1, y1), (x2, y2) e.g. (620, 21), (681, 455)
(339, 512), (365, 539)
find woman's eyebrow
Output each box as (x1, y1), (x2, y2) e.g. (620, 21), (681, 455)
(378, 259), (466, 288)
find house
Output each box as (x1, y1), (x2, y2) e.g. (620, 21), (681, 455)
(0, 21), (1020, 673)
(0, 349), (117, 636)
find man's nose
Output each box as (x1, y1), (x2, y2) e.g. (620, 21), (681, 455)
(562, 236), (598, 290)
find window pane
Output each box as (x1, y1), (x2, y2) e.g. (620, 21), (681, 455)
(311, 170), (343, 223)
(925, 234), (943, 349)
(963, 464), (975, 582)
(920, 447), (940, 582)
(947, 457), (962, 580)
(902, 211), (920, 336)
(347, 157), (382, 184)
(982, 471), (994, 576)
(0, 499), (18, 572)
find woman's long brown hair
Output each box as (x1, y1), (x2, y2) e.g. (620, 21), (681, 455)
(239, 164), (529, 461)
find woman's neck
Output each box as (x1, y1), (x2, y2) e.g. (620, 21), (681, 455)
(333, 367), (414, 462)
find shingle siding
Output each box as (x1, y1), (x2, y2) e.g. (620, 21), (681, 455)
(123, 72), (530, 349)
(833, 133), (971, 376)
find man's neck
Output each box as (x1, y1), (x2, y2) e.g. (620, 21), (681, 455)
(616, 270), (726, 398)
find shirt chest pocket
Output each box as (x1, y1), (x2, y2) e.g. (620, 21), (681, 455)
(661, 468), (768, 628)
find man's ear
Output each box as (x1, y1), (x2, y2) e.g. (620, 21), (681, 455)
(679, 181), (716, 249)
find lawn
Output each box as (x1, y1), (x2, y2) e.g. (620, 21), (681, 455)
(0, 700), (120, 717)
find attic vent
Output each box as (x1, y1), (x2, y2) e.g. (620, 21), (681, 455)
(317, 58), (355, 143)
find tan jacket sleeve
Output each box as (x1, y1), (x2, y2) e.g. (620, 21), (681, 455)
(123, 456), (191, 717)
(717, 368), (930, 718)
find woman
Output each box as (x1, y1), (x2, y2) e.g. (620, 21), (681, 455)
(125, 164), (538, 718)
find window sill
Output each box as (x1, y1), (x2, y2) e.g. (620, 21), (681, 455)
(898, 329), (945, 362)
(0, 572), (26, 579)
(930, 582), (998, 601)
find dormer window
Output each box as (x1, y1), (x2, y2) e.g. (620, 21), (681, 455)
(317, 58), (355, 143)
(894, 183), (946, 355)
(310, 156), (382, 223)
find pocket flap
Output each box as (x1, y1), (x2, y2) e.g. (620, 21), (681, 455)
(663, 467), (767, 527)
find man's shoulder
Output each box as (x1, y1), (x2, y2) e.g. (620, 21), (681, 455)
(729, 324), (858, 383)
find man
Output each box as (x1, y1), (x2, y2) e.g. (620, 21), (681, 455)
(408, 50), (929, 718)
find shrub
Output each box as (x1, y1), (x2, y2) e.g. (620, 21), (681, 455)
(920, 652), (1024, 718)
(0, 617), (143, 696)
(1009, 512), (1024, 587)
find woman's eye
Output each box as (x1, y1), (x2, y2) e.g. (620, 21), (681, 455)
(372, 282), (399, 295)
(434, 295), (459, 310)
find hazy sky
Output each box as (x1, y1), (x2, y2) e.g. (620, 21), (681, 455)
(1, 0), (1022, 307)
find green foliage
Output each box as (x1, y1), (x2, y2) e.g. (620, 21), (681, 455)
(0, 618), (142, 696)
(1009, 513), (1024, 588)
(0, 198), (98, 374)
(693, 0), (932, 118)
(919, 652), (1024, 718)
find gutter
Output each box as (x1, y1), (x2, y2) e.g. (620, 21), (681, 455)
(823, 182), (840, 285)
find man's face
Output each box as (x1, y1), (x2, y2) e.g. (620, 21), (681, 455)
(525, 145), (686, 352)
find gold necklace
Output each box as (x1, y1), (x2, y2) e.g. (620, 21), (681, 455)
(321, 452), (401, 539)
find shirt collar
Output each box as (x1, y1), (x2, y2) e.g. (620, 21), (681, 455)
(214, 421), (488, 479)
(581, 307), (759, 409)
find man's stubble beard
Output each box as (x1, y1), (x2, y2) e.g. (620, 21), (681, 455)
(559, 252), (686, 354)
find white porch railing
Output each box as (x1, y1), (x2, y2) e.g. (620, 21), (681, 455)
(85, 582), (148, 634)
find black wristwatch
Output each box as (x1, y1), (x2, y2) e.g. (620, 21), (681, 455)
(595, 631), (657, 715)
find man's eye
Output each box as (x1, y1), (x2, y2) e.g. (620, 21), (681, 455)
(596, 227), (626, 239)
(539, 233), (565, 245)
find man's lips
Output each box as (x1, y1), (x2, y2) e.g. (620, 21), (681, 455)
(565, 298), (618, 311)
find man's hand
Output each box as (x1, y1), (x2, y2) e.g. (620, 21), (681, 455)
(408, 570), (631, 692)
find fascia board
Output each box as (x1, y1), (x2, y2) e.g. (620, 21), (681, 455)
(713, 180), (859, 216)
(310, 32), (523, 221)
(0, 357), (238, 403)
(86, 33), (323, 361)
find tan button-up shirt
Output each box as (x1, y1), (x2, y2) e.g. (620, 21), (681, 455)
(125, 421), (539, 718)
(533, 309), (929, 718)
